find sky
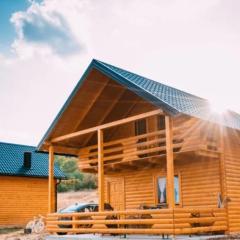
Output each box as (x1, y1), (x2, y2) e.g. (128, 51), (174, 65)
(0, 0), (240, 146)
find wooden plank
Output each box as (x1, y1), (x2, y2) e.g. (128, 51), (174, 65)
(46, 207), (227, 235)
(70, 79), (110, 133)
(79, 129), (166, 152)
(219, 126), (227, 198)
(82, 88), (126, 146)
(219, 126), (230, 232)
(165, 115), (175, 208)
(104, 101), (138, 141)
(48, 145), (55, 213)
(0, 176), (52, 226)
(98, 129), (104, 211)
(53, 145), (79, 155)
(51, 109), (163, 143)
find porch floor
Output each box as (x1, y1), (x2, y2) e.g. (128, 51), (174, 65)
(46, 234), (226, 240)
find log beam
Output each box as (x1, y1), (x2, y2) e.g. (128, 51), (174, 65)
(82, 88), (126, 146)
(165, 115), (175, 208)
(98, 129), (104, 211)
(219, 126), (229, 233)
(51, 109), (163, 143)
(48, 145), (55, 213)
(219, 126), (227, 198)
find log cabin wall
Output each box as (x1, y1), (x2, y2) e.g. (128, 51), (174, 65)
(102, 119), (240, 234)
(104, 113), (199, 147)
(104, 102), (157, 142)
(0, 176), (56, 226)
(223, 129), (240, 233)
(104, 155), (221, 211)
(89, 113), (222, 212)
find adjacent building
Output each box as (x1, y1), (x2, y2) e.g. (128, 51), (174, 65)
(0, 142), (65, 226)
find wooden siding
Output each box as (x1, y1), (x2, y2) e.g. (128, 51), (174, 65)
(180, 157), (221, 208)
(218, 129), (240, 233)
(225, 153), (240, 233)
(105, 156), (221, 210)
(0, 176), (55, 226)
(78, 115), (220, 173)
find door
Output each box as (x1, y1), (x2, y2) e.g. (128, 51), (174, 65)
(106, 177), (125, 211)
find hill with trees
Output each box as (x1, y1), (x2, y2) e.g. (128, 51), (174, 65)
(55, 156), (97, 192)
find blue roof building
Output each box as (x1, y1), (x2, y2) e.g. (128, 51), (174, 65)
(0, 142), (65, 179)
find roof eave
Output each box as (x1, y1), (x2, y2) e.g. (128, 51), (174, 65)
(93, 60), (180, 116)
(0, 172), (66, 179)
(37, 59), (97, 151)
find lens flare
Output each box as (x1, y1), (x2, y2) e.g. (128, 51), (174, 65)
(209, 100), (228, 115)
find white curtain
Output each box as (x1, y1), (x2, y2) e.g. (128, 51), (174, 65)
(174, 176), (179, 204)
(158, 177), (166, 203)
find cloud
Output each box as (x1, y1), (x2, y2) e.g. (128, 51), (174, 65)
(1, 0), (240, 146)
(11, 1), (82, 56)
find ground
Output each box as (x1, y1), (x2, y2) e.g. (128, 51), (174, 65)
(57, 190), (98, 210)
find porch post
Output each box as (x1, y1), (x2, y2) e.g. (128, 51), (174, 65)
(98, 129), (104, 211)
(48, 145), (55, 213)
(219, 126), (230, 233)
(165, 116), (175, 208)
(219, 126), (227, 199)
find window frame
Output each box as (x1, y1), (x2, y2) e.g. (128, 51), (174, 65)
(135, 118), (147, 136)
(154, 172), (182, 207)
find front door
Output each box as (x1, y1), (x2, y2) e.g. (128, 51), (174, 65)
(106, 177), (125, 211)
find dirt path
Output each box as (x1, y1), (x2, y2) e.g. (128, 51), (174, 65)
(57, 190), (98, 210)
(0, 229), (47, 240)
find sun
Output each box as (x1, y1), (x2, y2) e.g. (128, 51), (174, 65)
(209, 100), (228, 115)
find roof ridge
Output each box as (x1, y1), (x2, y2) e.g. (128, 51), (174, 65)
(0, 141), (36, 149)
(94, 59), (206, 102)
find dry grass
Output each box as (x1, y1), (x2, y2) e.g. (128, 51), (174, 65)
(0, 229), (47, 240)
(57, 190), (98, 210)
(0, 227), (21, 235)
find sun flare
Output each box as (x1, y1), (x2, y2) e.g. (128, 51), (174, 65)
(209, 100), (228, 115)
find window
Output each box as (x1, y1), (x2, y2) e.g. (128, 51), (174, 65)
(135, 119), (147, 157)
(157, 115), (165, 130)
(135, 119), (147, 136)
(157, 175), (180, 204)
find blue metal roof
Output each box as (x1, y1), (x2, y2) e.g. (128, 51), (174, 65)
(94, 60), (240, 130)
(38, 59), (240, 150)
(0, 142), (65, 179)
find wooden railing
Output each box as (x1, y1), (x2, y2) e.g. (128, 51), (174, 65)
(78, 124), (220, 170)
(46, 208), (227, 235)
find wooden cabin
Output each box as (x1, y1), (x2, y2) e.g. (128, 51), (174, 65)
(39, 59), (240, 236)
(0, 142), (64, 226)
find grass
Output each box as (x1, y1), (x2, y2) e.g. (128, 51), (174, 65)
(0, 227), (22, 235)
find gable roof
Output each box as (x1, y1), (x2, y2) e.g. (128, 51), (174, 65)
(0, 142), (65, 179)
(38, 59), (240, 150)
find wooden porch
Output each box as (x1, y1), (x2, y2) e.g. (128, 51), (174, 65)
(77, 119), (220, 173)
(46, 208), (227, 235)
(46, 109), (226, 235)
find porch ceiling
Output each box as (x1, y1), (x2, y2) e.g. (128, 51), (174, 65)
(40, 68), (157, 155)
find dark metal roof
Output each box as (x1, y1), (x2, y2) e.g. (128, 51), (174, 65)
(38, 59), (240, 150)
(95, 60), (240, 129)
(0, 142), (65, 179)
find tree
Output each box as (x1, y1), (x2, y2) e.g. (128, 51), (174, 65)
(55, 155), (97, 192)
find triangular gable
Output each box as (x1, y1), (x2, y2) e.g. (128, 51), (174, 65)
(38, 59), (240, 151)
